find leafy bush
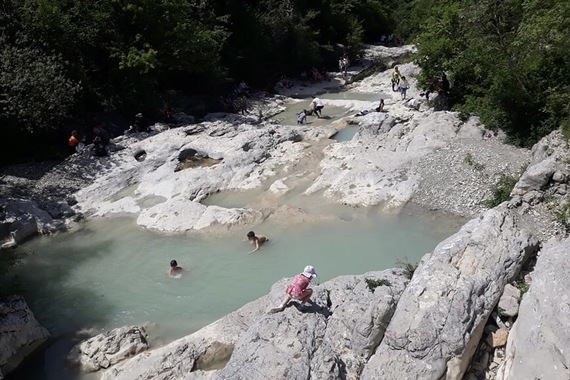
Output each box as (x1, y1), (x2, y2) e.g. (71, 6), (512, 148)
(396, 258), (418, 280)
(464, 153), (485, 171)
(0, 42), (81, 132)
(365, 278), (391, 291)
(405, 0), (570, 148)
(483, 174), (518, 208)
(512, 281), (530, 295)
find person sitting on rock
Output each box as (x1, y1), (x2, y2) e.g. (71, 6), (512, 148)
(68, 130), (84, 154)
(93, 126), (110, 145)
(168, 259), (183, 278)
(375, 99), (385, 112)
(270, 265), (317, 313)
(92, 126), (110, 157)
(246, 231), (267, 253)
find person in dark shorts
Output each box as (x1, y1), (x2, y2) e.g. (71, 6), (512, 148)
(310, 97), (324, 118)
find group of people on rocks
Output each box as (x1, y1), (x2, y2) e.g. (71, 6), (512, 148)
(68, 113), (152, 157)
(391, 65), (451, 104)
(338, 53), (350, 79)
(379, 34), (404, 47)
(68, 125), (110, 156)
(391, 66), (410, 100)
(300, 68), (331, 83)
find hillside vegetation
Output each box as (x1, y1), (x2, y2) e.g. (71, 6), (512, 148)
(1, 0), (569, 161)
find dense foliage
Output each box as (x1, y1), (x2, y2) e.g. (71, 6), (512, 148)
(0, 0), (392, 156)
(1, 0), (569, 162)
(403, 0), (570, 147)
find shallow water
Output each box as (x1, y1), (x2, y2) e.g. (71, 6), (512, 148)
(269, 100), (351, 126)
(2, 202), (463, 379)
(271, 91), (385, 126)
(332, 126), (359, 141)
(2, 82), (463, 379)
(319, 92), (385, 101)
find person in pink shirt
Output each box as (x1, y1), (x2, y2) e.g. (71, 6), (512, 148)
(270, 265), (317, 313)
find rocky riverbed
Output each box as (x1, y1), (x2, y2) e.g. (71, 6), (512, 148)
(1, 44), (569, 379)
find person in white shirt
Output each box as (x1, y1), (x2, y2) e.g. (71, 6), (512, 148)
(310, 97), (324, 118)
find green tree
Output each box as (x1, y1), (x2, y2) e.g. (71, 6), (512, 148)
(410, 0), (570, 146)
(0, 41), (81, 131)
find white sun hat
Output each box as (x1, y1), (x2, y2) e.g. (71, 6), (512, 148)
(302, 265), (317, 278)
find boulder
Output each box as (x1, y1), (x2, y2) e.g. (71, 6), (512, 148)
(67, 325), (149, 372)
(512, 130), (570, 197)
(0, 198), (66, 249)
(99, 270), (409, 380)
(100, 294), (270, 380)
(497, 284), (521, 318)
(360, 206), (539, 380)
(511, 156), (556, 195)
(486, 328), (508, 348)
(497, 237), (570, 380)
(310, 270), (409, 380)
(0, 295), (50, 377)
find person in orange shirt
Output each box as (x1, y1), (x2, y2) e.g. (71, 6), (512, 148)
(68, 130), (83, 154)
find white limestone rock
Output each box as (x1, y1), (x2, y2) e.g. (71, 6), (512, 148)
(310, 270), (409, 380)
(497, 237), (570, 380)
(73, 122), (332, 233)
(497, 284), (521, 318)
(0, 295), (49, 377)
(360, 206), (539, 380)
(67, 325), (149, 372)
(99, 270), (408, 380)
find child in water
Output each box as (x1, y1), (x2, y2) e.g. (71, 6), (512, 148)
(168, 259), (183, 278)
(246, 231), (267, 253)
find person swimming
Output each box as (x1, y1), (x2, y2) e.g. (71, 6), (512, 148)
(168, 259), (183, 278)
(246, 231), (267, 253)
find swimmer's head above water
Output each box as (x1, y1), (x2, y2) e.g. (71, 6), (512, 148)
(170, 260), (178, 268)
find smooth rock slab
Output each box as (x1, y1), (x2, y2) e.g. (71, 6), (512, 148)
(497, 237), (570, 380)
(361, 206), (539, 380)
(311, 270), (409, 380)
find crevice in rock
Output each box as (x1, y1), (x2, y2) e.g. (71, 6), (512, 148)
(191, 341), (234, 372)
(134, 150), (146, 162)
(175, 148), (222, 172)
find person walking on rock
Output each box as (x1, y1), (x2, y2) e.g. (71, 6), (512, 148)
(391, 66), (400, 92)
(399, 76), (410, 100)
(269, 265), (317, 313)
